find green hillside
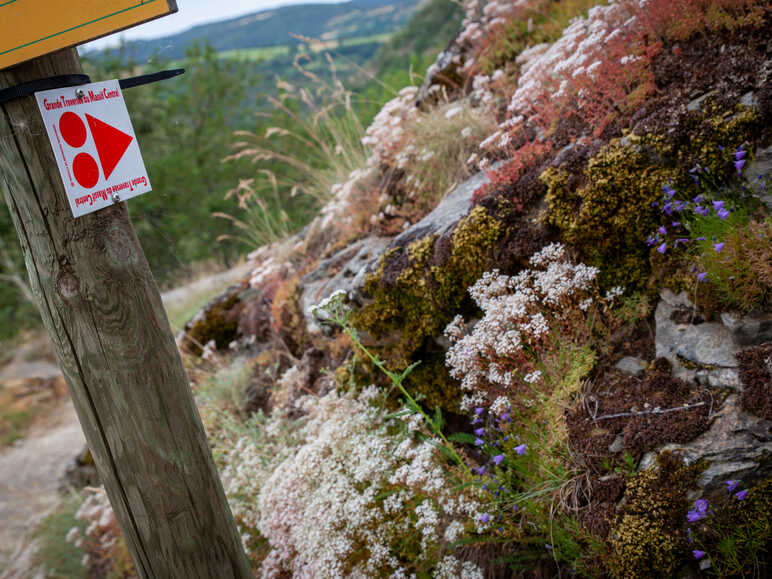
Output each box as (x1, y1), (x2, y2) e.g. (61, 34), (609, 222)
(88, 0), (422, 64)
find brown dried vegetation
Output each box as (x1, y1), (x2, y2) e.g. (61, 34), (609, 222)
(737, 342), (772, 421)
(565, 361), (712, 470)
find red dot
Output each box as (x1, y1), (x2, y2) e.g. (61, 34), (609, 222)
(73, 153), (100, 188)
(59, 112), (87, 148)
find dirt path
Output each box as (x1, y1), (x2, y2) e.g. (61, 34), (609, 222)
(161, 261), (251, 309)
(0, 402), (85, 578)
(0, 262), (251, 577)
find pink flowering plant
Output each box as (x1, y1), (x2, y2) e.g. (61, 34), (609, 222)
(442, 243), (625, 569)
(444, 242), (619, 413)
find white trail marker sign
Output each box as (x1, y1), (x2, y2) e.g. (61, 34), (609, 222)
(36, 80), (151, 217)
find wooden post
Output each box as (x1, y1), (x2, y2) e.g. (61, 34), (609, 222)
(0, 48), (252, 578)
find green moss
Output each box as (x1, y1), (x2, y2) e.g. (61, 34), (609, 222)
(609, 453), (699, 577)
(0, 408), (34, 446)
(543, 137), (680, 289)
(542, 105), (763, 289)
(352, 205), (505, 410)
(186, 293), (240, 355)
(401, 355), (458, 412)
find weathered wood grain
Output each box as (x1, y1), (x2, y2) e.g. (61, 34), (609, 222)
(0, 49), (252, 578)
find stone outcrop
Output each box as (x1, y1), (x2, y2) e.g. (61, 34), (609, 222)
(299, 236), (391, 335)
(640, 290), (772, 489)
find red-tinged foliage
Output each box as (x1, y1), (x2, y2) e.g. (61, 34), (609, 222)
(473, 140), (552, 203)
(627, 0), (768, 41)
(568, 31), (660, 137)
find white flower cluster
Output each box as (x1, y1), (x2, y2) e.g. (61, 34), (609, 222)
(435, 555), (485, 579)
(256, 390), (482, 577)
(361, 86), (419, 169)
(469, 69), (504, 108)
(66, 486), (121, 569)
(506, 2), (640, 120)
(445, 243), (598, 410)
(457, 0), (536, 65)
(220, 411), (304, 538)
(605, 285), (626, 301)
(319, 166), (377, 228)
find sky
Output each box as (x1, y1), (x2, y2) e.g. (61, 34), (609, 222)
(83, 0), (345, 50)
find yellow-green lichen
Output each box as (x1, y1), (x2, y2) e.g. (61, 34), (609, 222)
(542, 104), (763, 289)
(186, 293), (240, 355)
(351, 205), (505, 411)
(608, 453), (698, 577)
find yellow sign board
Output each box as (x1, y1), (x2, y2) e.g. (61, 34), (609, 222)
(0, 0), (178, 70)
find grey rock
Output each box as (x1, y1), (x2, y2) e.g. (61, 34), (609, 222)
(743, 144), (772, 210)
(643, 289), (772, 489)
(300, 237), (391, 335)
(660, 288), (695, 309)
(300, 166), (508, 336)
(739, 90), (758, 108)
(695, 367), (741, 389)
(417, 42), (464, 107)
(551, 140), (590, 167)
(608, 435), (625, 454)
(655, 292), (739, 369)
(301, 164), (513, 338)
(391, 164), (504, 248)
(670, 359), (698, 384)
(639, 395), (772, 489)
(687, 90), (717, 112)
(615, 356), (647, 376)
(721, 311), (772, 346)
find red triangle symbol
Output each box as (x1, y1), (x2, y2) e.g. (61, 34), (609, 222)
(85, 113), (133, 179)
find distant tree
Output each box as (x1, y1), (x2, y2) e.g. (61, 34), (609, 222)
(82, 43), (258, 284)
(0, 201), (39, 340)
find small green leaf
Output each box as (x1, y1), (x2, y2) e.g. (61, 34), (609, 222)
(448, 432), (477, 444)
(433, 407), (444, 431)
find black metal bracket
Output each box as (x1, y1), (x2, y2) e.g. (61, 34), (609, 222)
(119, 68), (185, 90)
(0, 68), (185, 105)
(0, 74), (91, 105)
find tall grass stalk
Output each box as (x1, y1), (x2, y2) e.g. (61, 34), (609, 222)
(214, 170), (293, 250)
(226, 54), (370, 207)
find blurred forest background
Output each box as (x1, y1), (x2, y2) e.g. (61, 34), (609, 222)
(0, 0), (463, 341)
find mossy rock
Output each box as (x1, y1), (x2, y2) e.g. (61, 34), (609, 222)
(542, 137), (680, 289)
(608, 452), (700, 577)
(270, 275), (308, 358)
(185, 291), (241, 356)
(542, 104), (764, 290)
(351, 205), (506, 411)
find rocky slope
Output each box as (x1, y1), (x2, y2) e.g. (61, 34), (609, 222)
(73, 1), (772, 577)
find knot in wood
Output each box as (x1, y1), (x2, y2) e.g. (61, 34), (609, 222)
(105, 223), (137, 266)
(56, 269), (80, 299)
